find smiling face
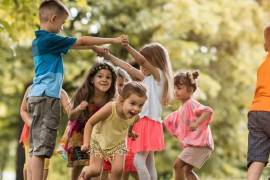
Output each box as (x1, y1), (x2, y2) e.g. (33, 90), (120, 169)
(92, 69), (113, 93)
(121, 94), (146, 119)
(174, 84), (193, 102)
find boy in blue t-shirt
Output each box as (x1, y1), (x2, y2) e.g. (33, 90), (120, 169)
(27, 1), (126, 180)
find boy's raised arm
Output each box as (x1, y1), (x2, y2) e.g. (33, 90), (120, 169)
(72, 35), (127, 49)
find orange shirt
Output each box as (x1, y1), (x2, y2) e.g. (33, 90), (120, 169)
(249, 53), (270, 111)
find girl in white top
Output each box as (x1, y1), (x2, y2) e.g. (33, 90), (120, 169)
(102, 40), (173, 180)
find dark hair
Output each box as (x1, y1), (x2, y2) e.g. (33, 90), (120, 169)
(39, 0), (69, 22)
(73, 62), (116, 121)
(127, 59), (140, 70)
(119, 81), (147, 100)
(174, 70), (199, 92)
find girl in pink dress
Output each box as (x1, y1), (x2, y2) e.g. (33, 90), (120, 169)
(164, 71), (214, 180)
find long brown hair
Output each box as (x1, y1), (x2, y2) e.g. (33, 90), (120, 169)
(139, 43), (173, 105)
(73, 62), (116, 121)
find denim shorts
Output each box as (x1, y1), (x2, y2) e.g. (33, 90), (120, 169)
(28, 96), (60, 158)
(247, 111), (270, 167)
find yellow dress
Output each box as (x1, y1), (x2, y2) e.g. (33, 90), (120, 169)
(90, 102), (136, 160)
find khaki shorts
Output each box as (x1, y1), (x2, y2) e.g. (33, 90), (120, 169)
(28, 96), (60, 158)
(179, 146), (212, 169)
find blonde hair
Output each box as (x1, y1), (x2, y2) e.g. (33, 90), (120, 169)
(139, 43), (173, 105)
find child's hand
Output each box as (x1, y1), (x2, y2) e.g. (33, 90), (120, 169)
(81, 143), (90, 152)
(113, 35), (128, 44)
(121, 35), (129, 47)
(189, 121), (198, 131)
(79, 101), (88, 111)
(128, 131), (138, 141)
(94, 47), (109, 57)
(79, 167), (89, 180)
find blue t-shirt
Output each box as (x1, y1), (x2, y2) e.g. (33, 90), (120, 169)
(28, 30), (76, 99)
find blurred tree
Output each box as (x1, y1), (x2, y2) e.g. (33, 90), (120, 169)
(154, 0), (270, 178)
(0, 0), (270, 179)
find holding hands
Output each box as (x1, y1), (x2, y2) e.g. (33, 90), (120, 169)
(113, 34), (128, 44)
(93, 35), (129, 57)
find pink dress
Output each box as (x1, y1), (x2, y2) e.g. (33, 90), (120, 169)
(164, 98), (214, 150)
(129, 69), (165, 153)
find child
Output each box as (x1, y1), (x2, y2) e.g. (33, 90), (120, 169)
(247, 25), (270, 180)
(101, 67), (139, 180)
(100, 67), (132, 180)
(164, 71), (214, 180)
(28, 1), (126, 180)
(116, 67), (132, 94)
(118, 67), (139, 180)
(102, 42), (173, 180)
(19, 86), (75, 180)
(79, 81), (147, 180)
(64, 62), (116, 180)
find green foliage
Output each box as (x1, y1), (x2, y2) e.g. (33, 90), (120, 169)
(1, 0), (270, 179)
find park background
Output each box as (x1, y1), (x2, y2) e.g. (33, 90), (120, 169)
(1, 0), (270, 179)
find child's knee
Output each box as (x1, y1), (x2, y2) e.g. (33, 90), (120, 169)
(173, 158), (183, 170)
(183, 165), (193, 174)
(111, 167), (123, 177)
(84, 167), (102, 178)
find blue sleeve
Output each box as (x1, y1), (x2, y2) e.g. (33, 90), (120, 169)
(46, 33), (77, 54)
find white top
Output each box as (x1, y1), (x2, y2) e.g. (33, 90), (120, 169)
(139, 69), (164, 122)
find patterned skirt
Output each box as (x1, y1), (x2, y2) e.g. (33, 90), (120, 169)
(64, 120), (89, 167)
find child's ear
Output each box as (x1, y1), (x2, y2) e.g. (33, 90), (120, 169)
(50, 15), (57, 22)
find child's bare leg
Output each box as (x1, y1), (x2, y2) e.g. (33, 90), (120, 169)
(71, 166), (83, 180)
(26, 154), (32, 180)
(100, 171), (109, 180)
(247, 161), (264, 180)
(23, 165), (27, 180)
(43, 169), (49, 180)
(111, 154), (124, 180)
(122, 172), (129, 180)
(173, 158), (185, 180)
(183, 164), (199, 180)
(31, 156), (45, 180)
(130, 172), (139, 180)
(79, 155), (103, 180)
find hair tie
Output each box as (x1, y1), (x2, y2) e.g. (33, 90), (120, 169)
(187, 72), (196, 85)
